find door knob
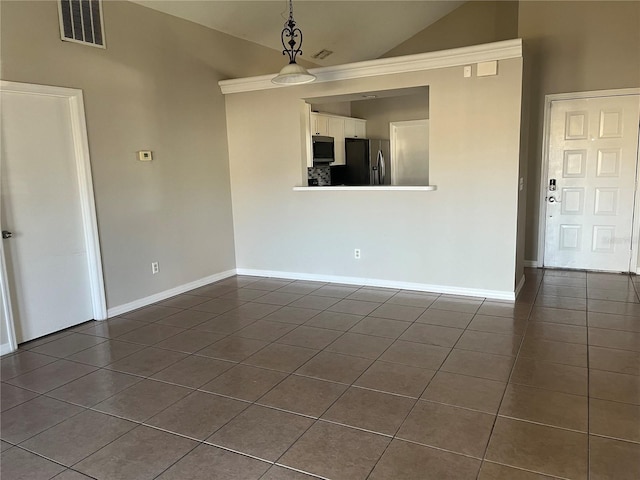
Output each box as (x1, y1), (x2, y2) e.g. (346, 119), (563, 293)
(548, 196), (560, 203)
(2, 231), (13, 239)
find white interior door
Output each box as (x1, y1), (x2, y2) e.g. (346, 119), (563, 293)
(543, 94), (640, 272)
(1, 89), (96, 343)
(390, 120), (429, 186)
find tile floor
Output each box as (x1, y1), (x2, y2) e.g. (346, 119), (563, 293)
(1, 269), (639, 480)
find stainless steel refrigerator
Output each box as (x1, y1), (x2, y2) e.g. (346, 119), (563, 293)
(345, 138), (391, 186)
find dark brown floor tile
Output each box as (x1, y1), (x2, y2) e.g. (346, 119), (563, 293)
(276, 281), (324, 295)
(105, 347), (187, 376)
(416, 309), (474, 329)
(588, 287), (639, 303)
(398, 323), (463, 347)
(456, 330), (521, 356)
(195, 336), (268, 362)
(539, 284), (586, 299)
(347, 288), (397, 303)
(20, 330), (73, 349)
(519, 337), (587, 367)
(542, 275), (586, 288)
(511, 357), (588, 396)
(253, 291), (304, 306)
(190, 314), (257, 334)
(146, 391), (248, 440)
(154, 330), (224, 353)
(76, 317), (147, 338)
(430, 297), (482, 314)
(263, 306), (320, 325)
(155, 309), (214, 328)
(1, 396), (83, 444)
(525, 322), (587, 344)
(261, 466), (317, 479)
(228, 302), (283, 319)
(247, 278), (293, 291)
(322, 387), (415, 435)
(589, 369), (640, 404)
(157, 294), (209, 309)
(243, 343), (318, 373)
(588, 312), (640, 333)
(354, 361), (435, 398)
(468, 315), (527, 336)
(379, 340), (450, 370)
(588, 327), (640, 352)
(588, 299), (640, 316)
(290, 295), (341, 310)
(589, 398), (640, 442)
(1, 350), (57, 380)
(29, 333), (106, 358)
(312, 285), (360, 298)
(499, 383), (587, 431)
(48, 369), (142, 407)
(397, 400), (494, 457)
(258, 375), (347, 417)
(328, 299), (382, 316)
(190, 297), (246, 314)
(120, 305), (183, 322)
(422, 371), (506, 413)
(325, 332), (393, 359)
(386, 291), (438, 308)
(93, 379), (191, 422)
(66, 340), (144, 367)
(530, 306), (586, 326)
(368, 439), (481, 480)
(200, 364), (287, 401)
(441, 349), (514, 382)
(219, 288), (268, 301)
(276, 325), (343, 349)
(20, 410), (136, 466)
(368, 303), (426, 322)
(151, 355), (233, 388)
(0, 440), (12, 451)
(485, 417), (587, 479)
(477, 301), (531, 319)
(115, 323), (185, 346)
(0, 383), (38, 412)
(478, 462), (555, 479)
(207, 404), (313, 461)
(590, 436), (640, 480)
(279, 421), (390, 480)
(349, 317), (411, 339)
(303, 311), (363, 331)
(535, 295), (586, 311)
(6, 359), (97, 393)
(156, 444), (269, 480)
(0, 446), (66, 479)
(589, 346), (639, 376)
(51, 469), (95, 479)
(296, 351), (373, 384)
(75, 425), (197, 480)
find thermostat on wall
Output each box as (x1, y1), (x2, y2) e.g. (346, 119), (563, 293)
(137, 150), (153, 162)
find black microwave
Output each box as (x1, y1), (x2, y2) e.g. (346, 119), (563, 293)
(312, 136), (335, 164)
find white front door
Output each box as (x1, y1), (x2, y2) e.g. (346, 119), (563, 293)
(543, 94), (640, 272)
(1, 88), (96, 343)
(390, 120), (429, 186)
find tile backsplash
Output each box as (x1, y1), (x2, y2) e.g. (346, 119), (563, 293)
(308, 166), (331, 186)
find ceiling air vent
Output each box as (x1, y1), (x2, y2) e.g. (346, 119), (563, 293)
(58, 0), (105, 48)
(312, 49), (333, 60)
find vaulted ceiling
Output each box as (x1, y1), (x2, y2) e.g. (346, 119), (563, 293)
(130, 1), (465, 66)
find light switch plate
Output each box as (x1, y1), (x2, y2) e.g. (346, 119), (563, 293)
(463, 65), (472, 78)
(137, 150), (153, 162)
(477, 61), (498, 77)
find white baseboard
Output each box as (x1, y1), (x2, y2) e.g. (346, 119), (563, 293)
(107, 269), (237, 318)
(514, 274), (526, 298)
(236, 268), (516, 301)
(524, 260), (538, 268)
(1, 342), (15, 356)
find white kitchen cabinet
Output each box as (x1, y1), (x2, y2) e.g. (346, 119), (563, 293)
(311, 113), (329, 136)
(328, 116), (345, 165)
(344, 118), (367, 138)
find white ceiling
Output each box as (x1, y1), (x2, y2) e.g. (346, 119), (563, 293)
(130, 1), (465, 66)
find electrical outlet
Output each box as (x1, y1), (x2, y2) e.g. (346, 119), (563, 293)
(151, 262), (159, 274)
(354, 249), (361, 259)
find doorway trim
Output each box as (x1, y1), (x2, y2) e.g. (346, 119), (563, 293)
(0, 81), (107, 353)
(536, 88), (640, 272)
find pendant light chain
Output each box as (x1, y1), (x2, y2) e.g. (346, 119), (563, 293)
(280, 0), (304, 65)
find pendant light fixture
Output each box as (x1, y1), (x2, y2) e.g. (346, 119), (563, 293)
(272, 0), (316, 85)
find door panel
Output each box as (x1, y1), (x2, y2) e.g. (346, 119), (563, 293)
(544, 95), (640, 272)
(1, 91), (94, 342)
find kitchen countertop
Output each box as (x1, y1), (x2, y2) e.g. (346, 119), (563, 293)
(293, 185), (437, 191)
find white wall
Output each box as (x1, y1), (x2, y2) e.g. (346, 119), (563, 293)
(224, 57), (523, 296)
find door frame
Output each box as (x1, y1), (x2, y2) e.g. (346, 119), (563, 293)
(0, 81), (107, 354)
(390, 119), (429, 186)
(537, 88), (640, 273)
